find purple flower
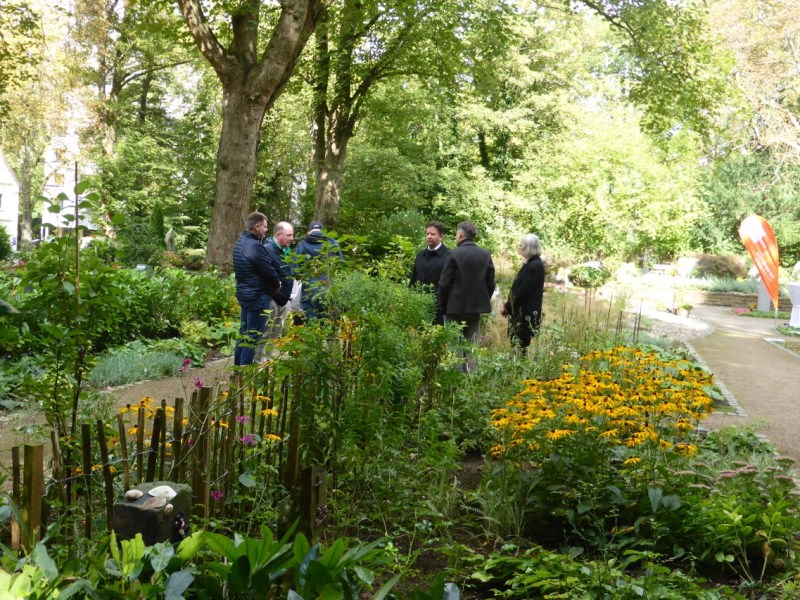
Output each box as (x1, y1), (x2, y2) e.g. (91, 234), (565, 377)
(239, 434), (256, 446)
(193, 377), (204, 390)
(183, 358), (192, 367)
(210, 490), (224, 501)
(236, 415), (249, 424)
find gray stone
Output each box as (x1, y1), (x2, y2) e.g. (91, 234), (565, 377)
(113, 481), (191, 545)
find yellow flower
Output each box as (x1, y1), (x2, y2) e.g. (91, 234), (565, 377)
(260, 408), (279, 417)
(545, 429), (574, 441)
(266, 433), (282, 442)
(674, 443), (698, 456)
(622, 457), (641, 466)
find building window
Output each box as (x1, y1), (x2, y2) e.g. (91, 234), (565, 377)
(54, 172), (64, 186)
(0, 193), (3, 208)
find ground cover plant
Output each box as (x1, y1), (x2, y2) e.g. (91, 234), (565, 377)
(2, 249), (800, 598)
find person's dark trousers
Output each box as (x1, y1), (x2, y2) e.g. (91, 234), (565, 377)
(444, 313), (482, 343)
(444, 313), (482, 372)
(234, 296), (271, 366)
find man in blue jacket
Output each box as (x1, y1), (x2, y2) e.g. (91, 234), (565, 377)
(232, 212), (281, 366)
(295, 221), (343, 320)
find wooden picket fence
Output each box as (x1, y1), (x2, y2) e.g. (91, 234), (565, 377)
(7, 371), (313, 552)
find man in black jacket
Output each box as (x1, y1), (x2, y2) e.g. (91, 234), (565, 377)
(233, 212), (281, 366)
(439, 221), (495, 345)
(410, 221), (450, 325)
(261, 221), (295, 358)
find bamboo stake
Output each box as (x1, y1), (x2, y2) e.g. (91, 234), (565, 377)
(81, 424), (92, 540)
(11, 447), (20, 551)
(136, 407), (145, 483)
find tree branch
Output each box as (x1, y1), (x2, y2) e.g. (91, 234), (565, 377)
(176, 0), (238, 80)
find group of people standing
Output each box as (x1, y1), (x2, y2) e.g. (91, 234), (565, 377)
(232, 213), (545, 367)
(232, 212), (342, 366)
(410, 220), (545, 354)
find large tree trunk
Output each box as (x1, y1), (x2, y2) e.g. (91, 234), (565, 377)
(314, 115), (351, 226)
(205, 84), (269, 270)
(17, 145), (43, 248)
(178, 0), (321, 271)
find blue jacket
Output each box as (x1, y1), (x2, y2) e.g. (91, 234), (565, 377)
(263, 238), (294, 307)
(295, 231), (343, 302)
(232, 231), (281, 304)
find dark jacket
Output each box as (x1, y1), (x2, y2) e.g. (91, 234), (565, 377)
(410, 244), (450, 289)
(232, 231), (281, 304)
(504, 256), (545, 327)
(410, 244), (450, 325)
(263, 238), (294, 307)
(439, 239), (495, 316)
(295, 231), (344, 307)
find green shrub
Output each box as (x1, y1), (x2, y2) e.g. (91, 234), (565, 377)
(569, 264), (611, 288)
(88, 338), (205, 388)
(694, 253), (747, 279)
(179, 248), (206, 270)
(0, 227), (12, 261)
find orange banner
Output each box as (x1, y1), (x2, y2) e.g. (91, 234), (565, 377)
(739, 215), (780, 310)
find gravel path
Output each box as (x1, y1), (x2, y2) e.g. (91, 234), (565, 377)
(647, 305), (800, 462)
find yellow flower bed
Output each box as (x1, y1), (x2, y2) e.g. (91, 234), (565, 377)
(490, 346), (716, 464)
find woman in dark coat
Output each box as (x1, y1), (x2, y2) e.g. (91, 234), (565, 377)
(500, 234), (545, 353)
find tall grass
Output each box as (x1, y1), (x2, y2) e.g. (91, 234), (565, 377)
(88, 349), (184, 388)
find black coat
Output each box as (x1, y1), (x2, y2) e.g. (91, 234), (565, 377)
(232, 231), (281, 304)
(410, 244), (450, 289)
(504, 256), (545, 345)
(410, 244), (450, 324)
(439, 240), (495, 316)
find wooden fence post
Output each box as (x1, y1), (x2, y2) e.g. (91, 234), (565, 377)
(97, 420), (115, 531)
(172, 397), (185, 482)
(283, 376), (300, 489)
(146, 408), (164, 482)
(116, 414), (131, 490)
(191, 386), (211, 518)
(22, 444), (43, 552)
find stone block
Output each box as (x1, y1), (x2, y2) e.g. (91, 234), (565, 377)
(113, 481), (191, 546)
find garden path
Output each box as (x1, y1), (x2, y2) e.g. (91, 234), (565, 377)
(683, 305), (800, 462)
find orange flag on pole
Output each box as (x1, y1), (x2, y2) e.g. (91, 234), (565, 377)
(739, 215), (780, 310)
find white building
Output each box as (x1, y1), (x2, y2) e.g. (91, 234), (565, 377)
(0, 148), (20, 251)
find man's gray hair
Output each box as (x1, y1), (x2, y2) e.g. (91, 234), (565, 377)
(457, 221), (478, 240)
(520, 233), (542, 260)
(273, 221), (292, 235)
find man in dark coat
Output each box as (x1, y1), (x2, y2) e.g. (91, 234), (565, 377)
(261, 221), (295, 357)
(409, 221), (450, 325)
(232, 212), (281, 366)
(439, 220), (495, 345)
(294, 221), (344, 320)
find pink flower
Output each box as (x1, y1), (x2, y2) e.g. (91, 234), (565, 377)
(193, 377), (204, 389)
(210, 490), (224, 501)
(183, 358), (192, 367)
(236, 415), (249, 424)
(187, 436), (195, 448)
(239, 434), (256, 446)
